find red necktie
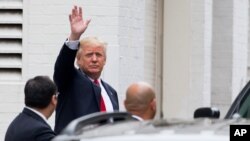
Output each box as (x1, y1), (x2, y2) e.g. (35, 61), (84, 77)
(94, 79), (106, 112)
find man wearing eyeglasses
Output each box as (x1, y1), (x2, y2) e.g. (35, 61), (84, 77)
(5, 76), (57, 141)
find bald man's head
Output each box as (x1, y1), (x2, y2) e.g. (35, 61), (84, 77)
(124, 82), (156, 120)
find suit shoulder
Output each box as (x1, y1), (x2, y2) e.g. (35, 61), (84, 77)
(102, 81), (116, 92)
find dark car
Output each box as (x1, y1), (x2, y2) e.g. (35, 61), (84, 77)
(195, 80), (250, 119)
(224, 80), (250, 118)
(53, 80), (250, 141)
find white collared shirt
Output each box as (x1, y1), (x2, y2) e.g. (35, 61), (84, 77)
(25, 106), (49, 125)
(132, 115), (144, 121)
(65, 39), (79, 50)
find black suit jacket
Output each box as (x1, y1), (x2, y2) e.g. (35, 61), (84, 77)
(53, 43), (119, 134)
(5, 108), (55, 141)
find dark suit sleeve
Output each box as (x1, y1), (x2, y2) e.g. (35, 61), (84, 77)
(53, 43), (78, 91)
(35, 126), (56, 141)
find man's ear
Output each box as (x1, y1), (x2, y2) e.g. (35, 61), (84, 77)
(51, 95), (57, 107)
(150, 98), (156, 111)
(103, 55), (107, 65)
(124, 100), (127, 110)
(76, 50), (82, 66)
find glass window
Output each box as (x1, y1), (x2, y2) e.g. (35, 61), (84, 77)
(239, 93), (250, 118)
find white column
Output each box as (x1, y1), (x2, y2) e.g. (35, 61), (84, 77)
(212, 0), (249, 116)
(163, 0), (212, 119)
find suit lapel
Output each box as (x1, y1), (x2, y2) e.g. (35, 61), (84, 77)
(78, 69), (116, 110)
(101, 80), (112, 96)
(101, 80), (117, 110)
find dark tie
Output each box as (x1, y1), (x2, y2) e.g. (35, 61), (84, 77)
(94, 79), (106, 112)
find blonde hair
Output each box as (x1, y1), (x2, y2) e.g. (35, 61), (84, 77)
(76, 36), (107, 60)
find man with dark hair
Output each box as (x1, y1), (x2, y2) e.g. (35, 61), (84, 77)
(5, 76), (57, 141)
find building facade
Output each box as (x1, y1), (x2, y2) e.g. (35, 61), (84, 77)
(0, 0), (249, 139)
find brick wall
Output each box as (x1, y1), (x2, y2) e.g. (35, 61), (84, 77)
(117, 0), (145, 109)
(231, 0), (248, 100)
(0, 0), (150, 139)
(190, 0), (212, 114)
(1, 0), (249, 139)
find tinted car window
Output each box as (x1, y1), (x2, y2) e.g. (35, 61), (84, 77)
(225, 80), (250, 118)
(239, 92), (250, 118)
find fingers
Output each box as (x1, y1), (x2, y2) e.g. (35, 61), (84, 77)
(85, 19), (91, 26)
(69, 5), (90, 32)
(69, 15), (72, 23)
(71, 6), (78, 18)
(70, 6), (88, 23)
(79, 7), (82, 18)
(72, 7), (75, 17)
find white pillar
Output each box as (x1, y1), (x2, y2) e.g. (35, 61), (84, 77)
(163, 0), (212, 119)
(212, 0), (249, 116)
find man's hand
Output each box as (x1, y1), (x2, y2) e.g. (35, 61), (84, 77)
(69, 6), (91, 41)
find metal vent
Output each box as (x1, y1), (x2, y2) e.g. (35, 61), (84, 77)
(0, 0), (22, 81)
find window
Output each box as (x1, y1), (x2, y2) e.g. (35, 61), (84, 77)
(238, 91), (250, 118)
(0, 0), (22, 81)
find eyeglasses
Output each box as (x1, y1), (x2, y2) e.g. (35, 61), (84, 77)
(54, 92), (59, 98)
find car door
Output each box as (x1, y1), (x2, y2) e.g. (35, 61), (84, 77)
(225, 80), (250, 119)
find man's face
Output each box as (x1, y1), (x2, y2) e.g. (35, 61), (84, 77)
(77, 44), (106, 78)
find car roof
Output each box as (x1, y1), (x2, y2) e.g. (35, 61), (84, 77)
(53, 118), (250, 141)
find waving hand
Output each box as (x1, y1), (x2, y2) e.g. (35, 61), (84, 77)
(69, 6), (91, 41)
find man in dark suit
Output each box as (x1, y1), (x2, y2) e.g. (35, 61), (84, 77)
(53, 6), (119, 134)
(5, 76), (57, 141)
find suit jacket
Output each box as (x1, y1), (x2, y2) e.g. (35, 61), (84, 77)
(5, 108), (55, 141)
(53, 43), (119, 134)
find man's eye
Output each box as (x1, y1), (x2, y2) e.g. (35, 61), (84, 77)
(86, 54), (92, 57)
(96, 54), (102, 57)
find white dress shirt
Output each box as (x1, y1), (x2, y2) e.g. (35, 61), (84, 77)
(25, 106), (49, 125)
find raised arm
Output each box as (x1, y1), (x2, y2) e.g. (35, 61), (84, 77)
(54, 6), (91, 89)
(69, 6), (91, 41)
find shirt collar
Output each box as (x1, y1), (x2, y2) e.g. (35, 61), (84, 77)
(132, 115), (144, 121)
(79, 69), (101, 83)
(88, 77), (101, 83)
(25, 106), (49, 124)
